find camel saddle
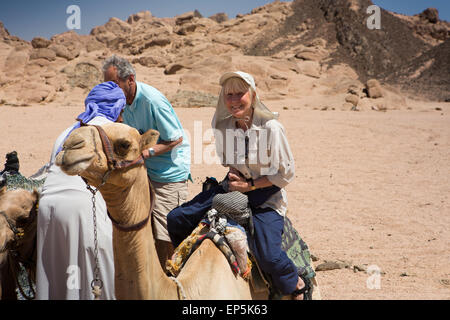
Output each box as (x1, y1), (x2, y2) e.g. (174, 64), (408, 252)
(165, 190), (316, 299)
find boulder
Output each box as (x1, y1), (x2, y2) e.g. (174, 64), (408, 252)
(315, 260), (351, 272)
(418, 8), (439, 24)
(209, 13), (228, 23)
(345, 94), (359, 106)
(366, 79), (383, 99)
(48, 44), (77, 60)
(31, 37), (51, 49)
(63, 62), (102, 90)
(164, 63), (186, 75)
(29, 48), (56, 61)
(127, 11), (152, 24)
(175, 11), (202, 26)
(49, 31), (82, 59)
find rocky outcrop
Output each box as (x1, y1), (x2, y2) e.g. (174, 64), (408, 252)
(31, 37), (51, 49)
(0, 21), (9, 39)
(0, 1), (449, 106)
(417, 8), (439, 24)
(209, 13), (228, 23)
(127, 11), (152, 24)
(391, 7), (450, 44)
(247, 0), (449, 101)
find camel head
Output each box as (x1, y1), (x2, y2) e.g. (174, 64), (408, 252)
(0, 187), (39, 264)
(56, 123), (159, 190)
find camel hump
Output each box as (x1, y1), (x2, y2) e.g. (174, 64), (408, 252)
(166, 221), (251, 279)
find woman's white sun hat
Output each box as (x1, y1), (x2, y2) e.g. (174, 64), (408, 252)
(212, 71), (279, 128)
(219, 71), (257, 88)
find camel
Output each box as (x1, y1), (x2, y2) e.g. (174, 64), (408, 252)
(0, 186), (39, 300)
(56, 123), (320, 300)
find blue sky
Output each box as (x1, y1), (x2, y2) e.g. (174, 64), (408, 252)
(0, 0), (448, 41)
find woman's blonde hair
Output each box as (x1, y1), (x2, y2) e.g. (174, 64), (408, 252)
(221, 77), (256, 106)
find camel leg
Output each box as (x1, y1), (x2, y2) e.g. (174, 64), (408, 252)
(0, 256), (18, 300)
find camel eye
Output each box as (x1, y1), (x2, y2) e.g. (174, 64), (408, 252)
(114, 139), (131, 156)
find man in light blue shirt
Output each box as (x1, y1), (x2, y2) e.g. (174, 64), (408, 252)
(103, 55), (190, 266)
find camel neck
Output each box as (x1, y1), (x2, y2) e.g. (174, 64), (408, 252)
(101, 168), (177, 299)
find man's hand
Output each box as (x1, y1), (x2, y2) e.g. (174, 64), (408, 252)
(142, 148), (151, 159)
(141, 137), (183, 159)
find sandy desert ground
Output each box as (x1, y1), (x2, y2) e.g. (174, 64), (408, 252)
(1, 98), (449, 300)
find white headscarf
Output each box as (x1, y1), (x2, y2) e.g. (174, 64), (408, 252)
(211, 71), (278, 129)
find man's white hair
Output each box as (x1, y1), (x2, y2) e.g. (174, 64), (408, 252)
(103, 55), (136, 80)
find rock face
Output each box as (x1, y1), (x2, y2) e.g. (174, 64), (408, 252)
(0, 0), (449, 106)
(246, 0), (449, 100)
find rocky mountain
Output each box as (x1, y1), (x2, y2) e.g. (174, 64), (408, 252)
(0, 0), (448, 109)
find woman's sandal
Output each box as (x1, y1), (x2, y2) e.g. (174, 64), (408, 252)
(291, 275), (313, 300)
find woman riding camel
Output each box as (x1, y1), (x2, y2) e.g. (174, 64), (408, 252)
(167, 71), (310, 300)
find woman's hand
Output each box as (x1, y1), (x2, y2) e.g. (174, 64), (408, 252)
(228, 167), (241, 177)
(228, 180), (251, 193)
(228, 170), (251, 193)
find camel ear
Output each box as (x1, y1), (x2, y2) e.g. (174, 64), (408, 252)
(140, 129), (160, 151)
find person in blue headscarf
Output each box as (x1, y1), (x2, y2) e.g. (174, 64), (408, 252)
(36, 82), (125, 300)
(53, 81), (126, 157)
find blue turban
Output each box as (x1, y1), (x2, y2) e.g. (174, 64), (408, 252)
(55, 81), (126, 156)
(77, 81), (126, 124)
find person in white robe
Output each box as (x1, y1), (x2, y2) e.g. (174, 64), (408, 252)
(36, 81), (126, 300)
